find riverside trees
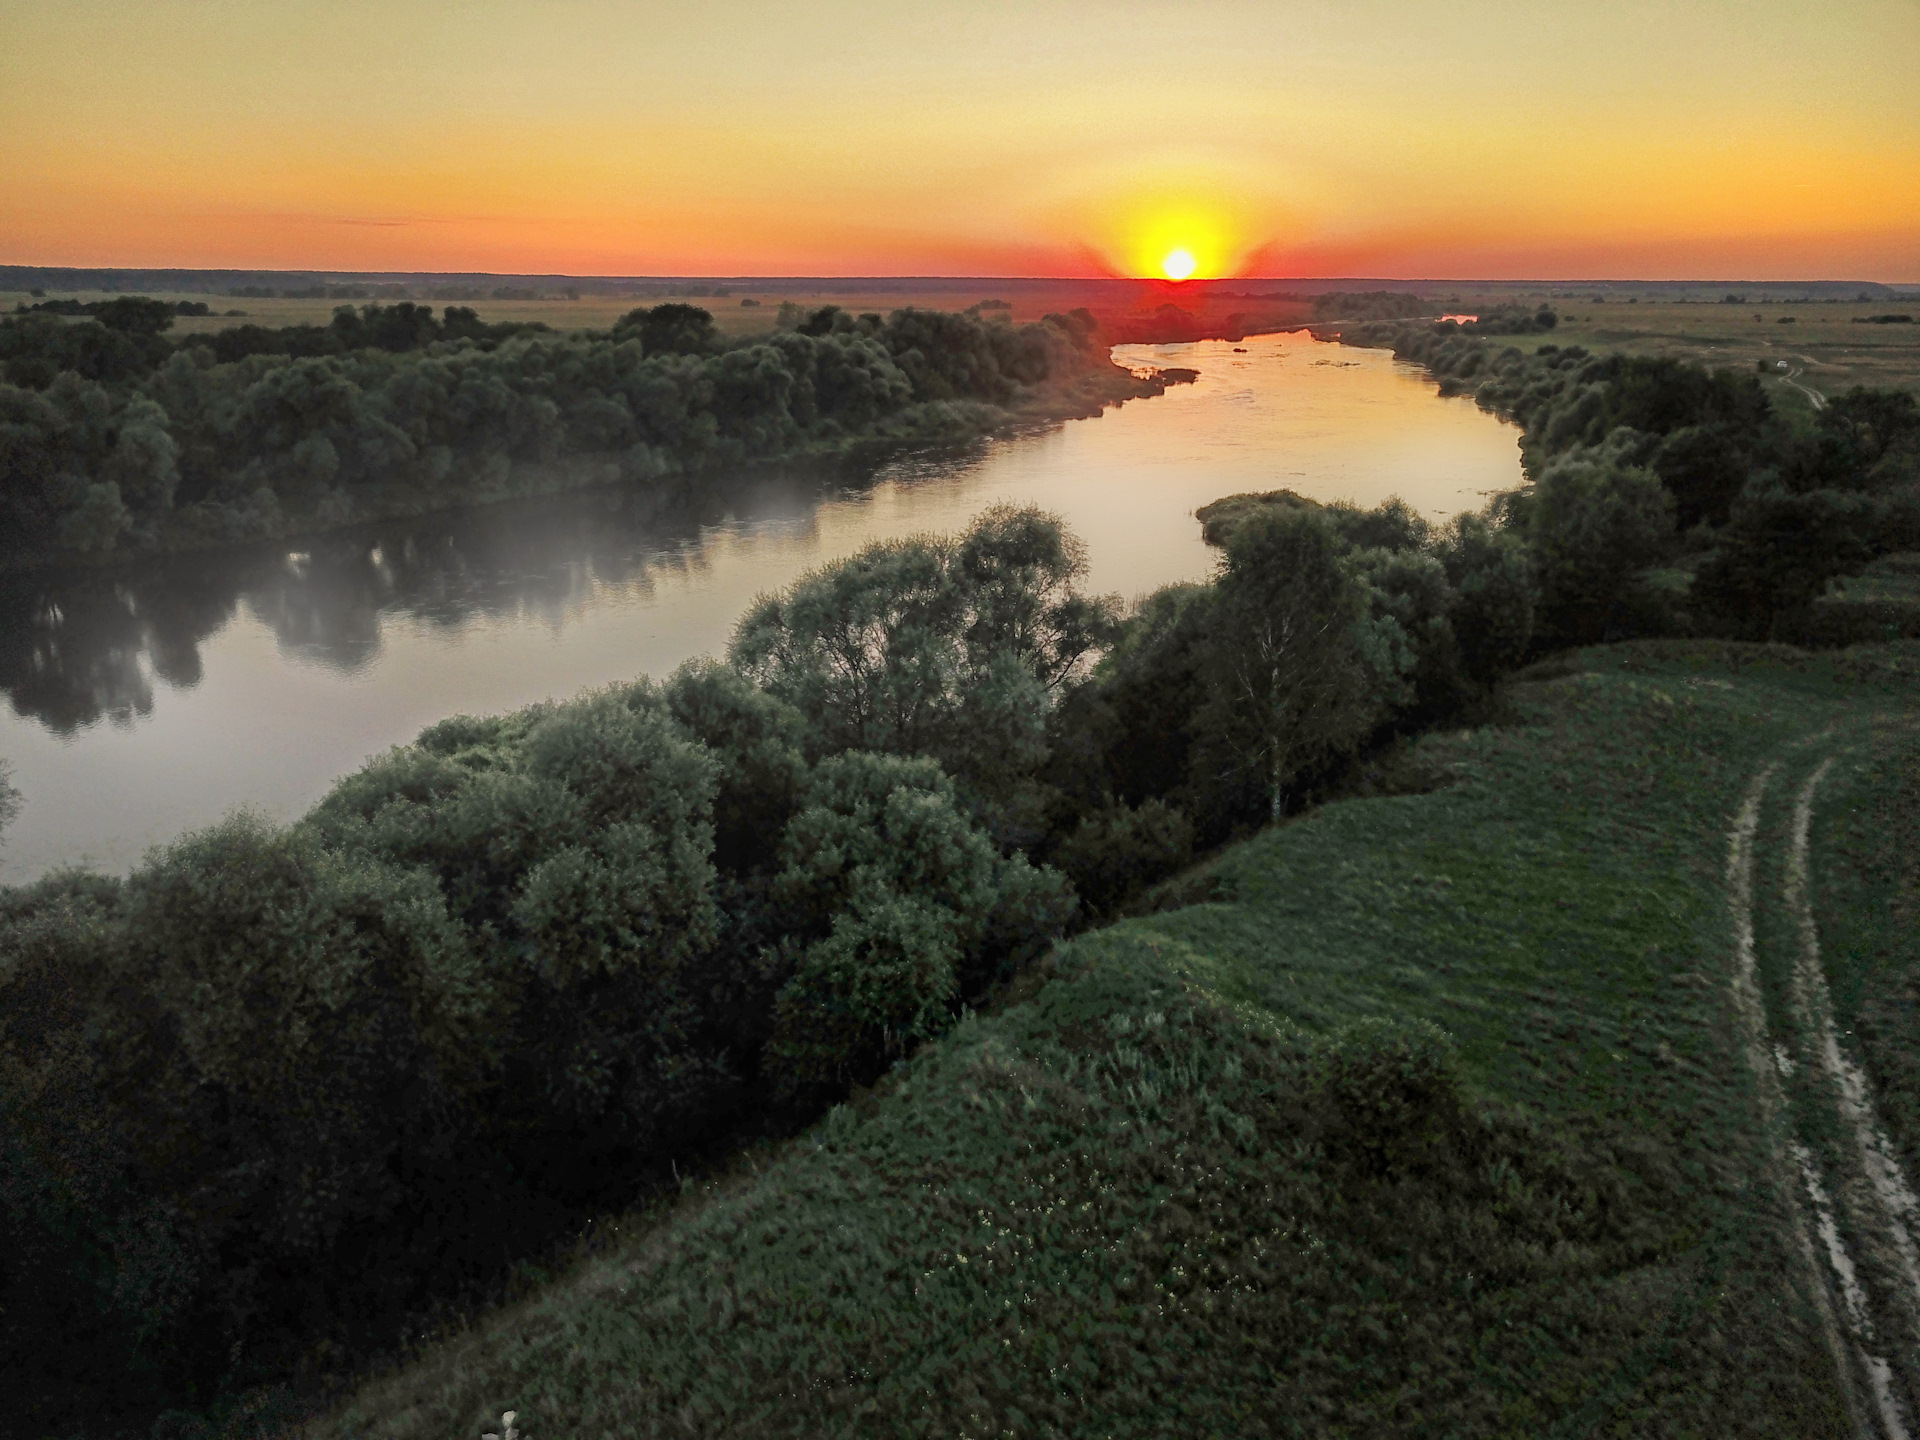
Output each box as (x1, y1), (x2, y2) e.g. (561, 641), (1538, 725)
(1338, 319), (1920, 643)
(0, 302), (1160, 564)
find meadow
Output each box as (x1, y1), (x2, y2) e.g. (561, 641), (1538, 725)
(1440, 295), (1920, 413)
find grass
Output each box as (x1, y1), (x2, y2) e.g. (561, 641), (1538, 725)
(289, 639), (1920, 1440)
(1805, 714), (1920, 1191)
(1441, 296), (1920, 407)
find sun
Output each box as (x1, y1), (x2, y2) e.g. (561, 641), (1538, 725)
(1161, 247), (1197, 281)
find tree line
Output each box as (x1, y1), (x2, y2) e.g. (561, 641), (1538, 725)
(0, 301), (1163, 564)
(1336, 319), (1920, 642)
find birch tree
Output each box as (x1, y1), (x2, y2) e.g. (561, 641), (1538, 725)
(1199, 507), (1407, 823)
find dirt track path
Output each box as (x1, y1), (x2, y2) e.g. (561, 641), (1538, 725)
(1727, 744), (1919, 1437)
(1783, 364), (1830, 411)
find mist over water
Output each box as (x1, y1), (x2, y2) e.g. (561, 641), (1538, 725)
(0, 331), (1521, 883)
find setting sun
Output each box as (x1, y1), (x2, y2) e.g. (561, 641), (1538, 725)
(1161, 248), (1197, 281)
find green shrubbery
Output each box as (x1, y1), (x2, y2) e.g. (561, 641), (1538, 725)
(1336, 321), (1920, 645)
(0, 302), (1155, 563)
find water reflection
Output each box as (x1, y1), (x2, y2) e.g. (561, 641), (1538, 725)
(0, 465), (869, 736)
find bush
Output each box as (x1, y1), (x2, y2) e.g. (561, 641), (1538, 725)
(1692, 488), (1874, 639)
(766, 753), (1071, 1093)
(1054, 799), (1195, 917)
(1526, 454), (1675, 644)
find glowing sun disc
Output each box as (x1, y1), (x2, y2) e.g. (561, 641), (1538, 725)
(1161, 248), (1196, 280)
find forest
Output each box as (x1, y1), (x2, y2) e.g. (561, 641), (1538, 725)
(0, 300), (1162, 564)
(4, 313), (1920, 1435)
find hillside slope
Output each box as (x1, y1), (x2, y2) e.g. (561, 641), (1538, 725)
(308, 641), (1920, 1440)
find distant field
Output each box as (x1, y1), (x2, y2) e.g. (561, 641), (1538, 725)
(1445, 293), (1920, 414)
(0, 282), (1311, 342)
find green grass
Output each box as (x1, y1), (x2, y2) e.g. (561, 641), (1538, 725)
(304, 641), (1920, 1440)
(1807, 716), (1920, 1188)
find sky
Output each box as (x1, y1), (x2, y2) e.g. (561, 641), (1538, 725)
(3, 0), (1917, 280)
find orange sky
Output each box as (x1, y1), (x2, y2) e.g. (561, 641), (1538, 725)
(3, 0), (1917, 280)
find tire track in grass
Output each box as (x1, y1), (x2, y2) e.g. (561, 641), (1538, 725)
(1726, 762), (1872, 1437)
(1788, 757), (1920, 1434)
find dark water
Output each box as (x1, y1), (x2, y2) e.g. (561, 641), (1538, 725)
(0, 333), (1522, 883)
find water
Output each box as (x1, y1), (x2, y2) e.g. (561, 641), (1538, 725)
(0, 331), (1521, 883)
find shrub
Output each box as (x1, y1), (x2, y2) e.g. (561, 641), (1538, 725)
(1526, 454), (1675, 644)
(1054, 799), (1195, 917)
(1692, 488), (1874, 640)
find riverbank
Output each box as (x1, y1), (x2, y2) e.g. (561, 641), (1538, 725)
(0, 306), (1186, 575)
(298, 639), (1920, 1438)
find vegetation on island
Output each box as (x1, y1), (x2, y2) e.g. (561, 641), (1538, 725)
(0, 300), (1165, 565)
(4, 313), (1920, 1437)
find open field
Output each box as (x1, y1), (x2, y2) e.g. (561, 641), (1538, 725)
(299, 639), (1920, 1439)
(1442, 295), (1920, 416)
(0, 281), (1312, 343)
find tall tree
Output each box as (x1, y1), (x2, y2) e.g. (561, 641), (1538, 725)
(1197, 507), (1407, 823)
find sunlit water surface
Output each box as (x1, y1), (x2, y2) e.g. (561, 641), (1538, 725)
(0, 332), (1521, 882)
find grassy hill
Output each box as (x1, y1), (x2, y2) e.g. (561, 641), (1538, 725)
(290, 639), (1920, 1438)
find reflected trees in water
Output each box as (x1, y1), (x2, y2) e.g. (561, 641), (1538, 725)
(0, 467), (853, 735)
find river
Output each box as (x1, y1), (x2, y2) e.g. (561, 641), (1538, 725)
(0, 331), (1522, 884)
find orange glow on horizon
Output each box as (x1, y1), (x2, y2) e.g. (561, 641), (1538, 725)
(1, 1), (1916, 280)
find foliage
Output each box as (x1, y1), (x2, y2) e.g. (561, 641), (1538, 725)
(312, 644), (1908, 1439)
(1524, 451), (1676, 645)
(1194, 506), (1409, 821)
(4, 561), (1079, 1429)
(1432, 512), (1536, 685)
(0, 303), (1156, 563)
(1691, 488), (1875, 639)
(765, 753), (1070, 1093)
(1309, 290), (1427, 321)
(1052, 798), (1194, 918)
(0, 758), (17, 845)
(730, 505), (1120, 835)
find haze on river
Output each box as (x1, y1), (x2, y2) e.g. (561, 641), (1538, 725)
(0, 330), (1520, 882)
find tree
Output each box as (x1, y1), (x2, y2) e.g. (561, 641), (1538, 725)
(0, 758), (17, 849)
(619, 304), (717, 357)
(1692, 488), (1873, 639)
(1526, 455), (1675, 644)
(1053, 799), (1194, 918)
(1434, 513), (1535, 685)
(729, 507), (1116, 812)
(56, 480), (133, 554)
(1653, 424), (1749, 528)
(90, 296), (176, 336)
(765, 753), (1020, 1090)
(1196, 507), (1407, 823)
(86, 816), (495, 1365)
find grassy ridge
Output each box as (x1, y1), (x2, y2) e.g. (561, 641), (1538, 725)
(304, 641), (1920, 1439)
